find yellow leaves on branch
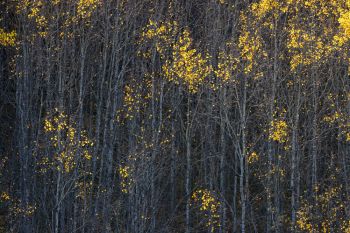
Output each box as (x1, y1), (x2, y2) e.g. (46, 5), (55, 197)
(43, 109), (94, 173)
(335, 7), (350, 49)
(141, 19), (179, 57)
(323, 111), (342, 124)
(15, 0), (101, 39)
(0, 192), (10, 201)
(238, 13), (266, 76)
(75, 179), (93, 200)
(251, 0), (279, 20)
(287, 0), (350, 72)
(123, 83), (140, 120)
(192, 189), (221, 232)
(323, 111), (350, 142)
(247, 151), (259, 164)
(268, 119), (289, 144)
(142, 20), (267, 89)
(77, 0), (101, 19)
(139, 1), (350, 85)
(120, 74), (152, 121)
(238, 30), (262, 74)
(287, 26), (328, 71)
(163, 29), (212, 93)
(44, 110), (68, 134)
(141, 20), (212, 93)
(296, 207), (314, 232)
(10, 202), (37, 218)
(323, 93), (350, 142)
(1, 191), (37, 218)
(17, 0), (48, 38)
(0, 28), (16, 47)
(338, 10), (350, 38)
(267, 108), (289, 146)
(214, 43), (239, 85)
(245, 0), (350, 72)
(297, 186), (350, 233)
(119, 165), (133, 194)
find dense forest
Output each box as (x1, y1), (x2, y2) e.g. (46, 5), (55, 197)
(1, 0), (350, 232)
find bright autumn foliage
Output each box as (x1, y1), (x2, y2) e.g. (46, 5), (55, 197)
(43, 109), (93, 173)
(238, 13), (266, 75)
(76, 0), (101, 19)
(0, 28), (16, 46)
(192, 189), (221, 232)
(119, 165), (133, 194)
(297, 185), (350, 233)
(268, 120), (289, 144)
(141, 20), (212, 93)
(162, 29), (212, 93)
(3, 0), (350, 232)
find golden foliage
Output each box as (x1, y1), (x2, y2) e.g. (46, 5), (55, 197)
(121, 74), (152, 121)
(0, 191), (37, 220)
(250, 0), (279, 20)
(192, 189), (221, 232)
(297, 185), (350, 232)
(0, 28), (16, 46)
(162, 29), (212, 93)
(75, 177), (93, 200)
(247, 151), (259, 164)
(287, 26), (317, 71)
(244, 0), (350, 72)
(214, 43), (239, 85)
(43, 109), (94, 173)
(141, 19), (179, 57)
(119, 165), (133, 194)
(238, 13), (267, 75)
(140, 20), (212, 93)
(269, 120), (289, 144)
(15, 0), (102, 39)
(17, 0), (48, 37)
(10, 202), (37, 218)
(0, 192), (10, 201)
(76, 0), (101, 19)
(323, 111), (350, 142)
